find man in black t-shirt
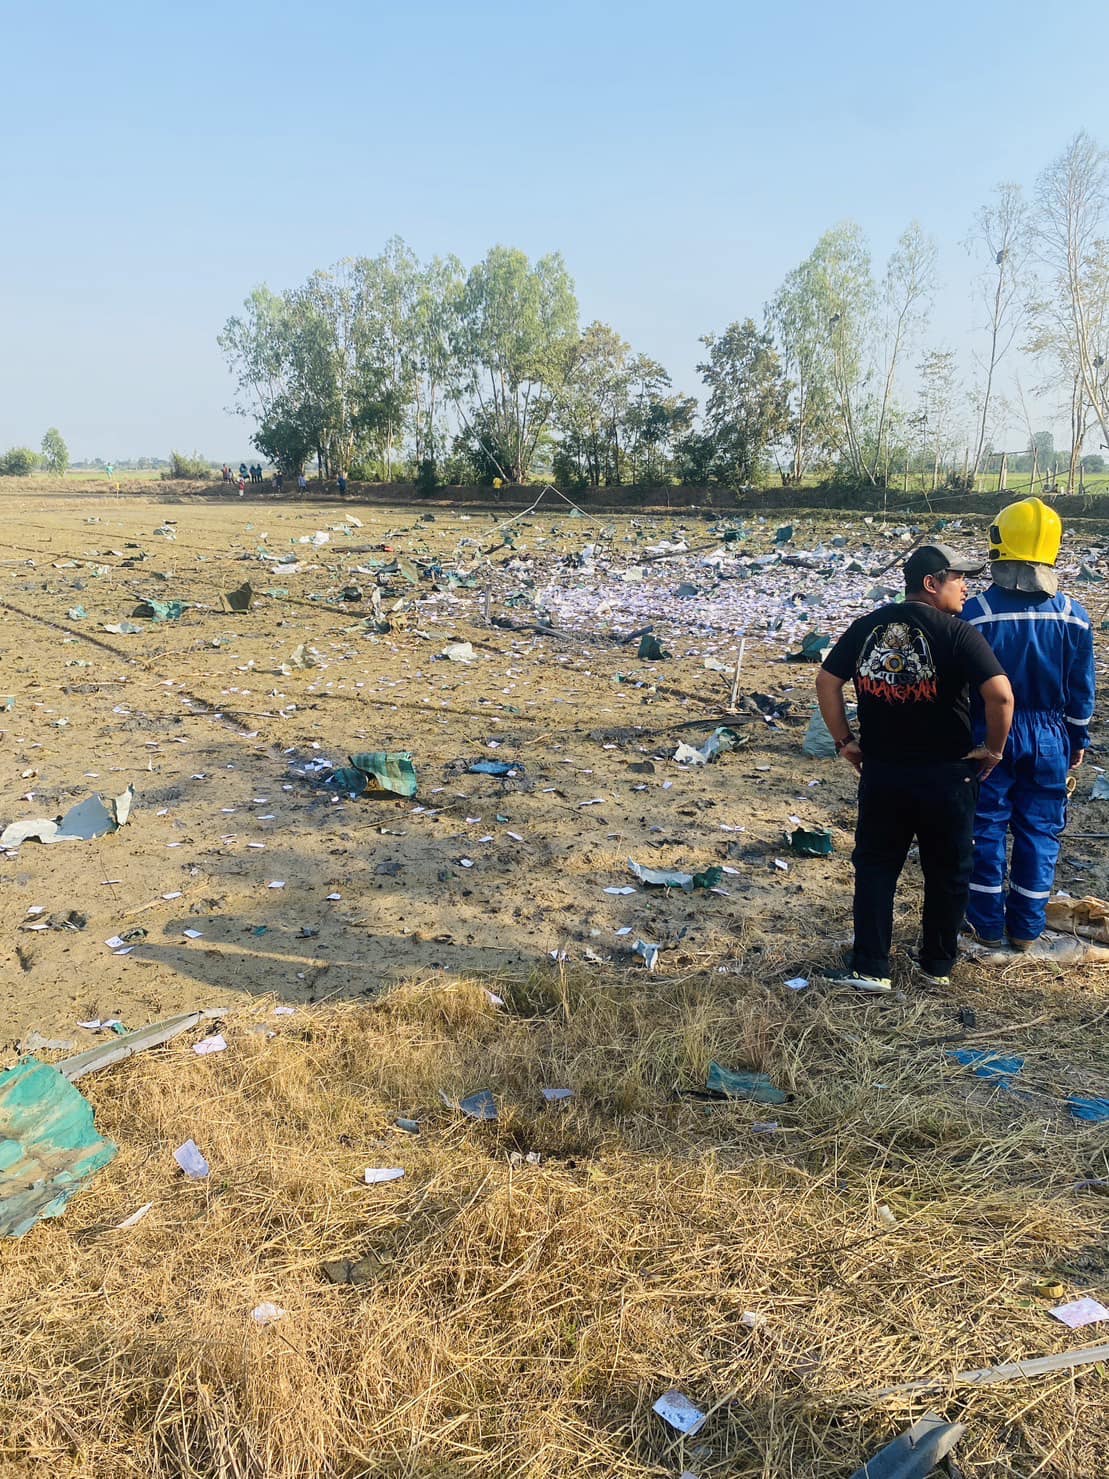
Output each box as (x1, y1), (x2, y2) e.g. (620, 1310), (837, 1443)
(815, 544), (1014, 991)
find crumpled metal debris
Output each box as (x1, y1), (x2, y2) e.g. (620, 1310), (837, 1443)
(1, 785), (134, 848)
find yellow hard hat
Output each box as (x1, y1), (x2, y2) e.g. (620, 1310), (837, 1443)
(988, 496), (1061, 566)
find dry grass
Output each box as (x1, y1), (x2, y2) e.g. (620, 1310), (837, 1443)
(1, 938), (1107, 1478)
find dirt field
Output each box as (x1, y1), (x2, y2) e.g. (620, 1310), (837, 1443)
(1, 488), (1107, 1477)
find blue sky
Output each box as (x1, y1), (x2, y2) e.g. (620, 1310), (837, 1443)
(3, 0), (1107, 461)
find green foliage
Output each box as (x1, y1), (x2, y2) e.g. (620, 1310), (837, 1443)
(451, 246), (579, 481)
(0, 447), (39, 476)
(163, 450), (215, 480)
(40, 427), (69, 474)
(1082, 452), (1106, 471)
(696, 319), (792, 487)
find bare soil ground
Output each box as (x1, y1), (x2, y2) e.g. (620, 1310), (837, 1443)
(0, 489), (1106, 1477)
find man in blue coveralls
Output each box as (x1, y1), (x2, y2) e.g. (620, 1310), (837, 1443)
(961, 497), (1096, 950)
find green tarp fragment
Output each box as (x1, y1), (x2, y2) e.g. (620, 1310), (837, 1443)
(330, 752), (418, 799)
(637, 634), (670, 660)
(788, 826), (834, 857)
(0, 1058), (117, 1237)
(132, 599), (186, 622)
(705, 1063), (788, 1104)
(786, 631), (833, 664)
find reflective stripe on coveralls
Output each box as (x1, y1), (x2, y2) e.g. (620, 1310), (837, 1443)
(962, 586), (1095, 941)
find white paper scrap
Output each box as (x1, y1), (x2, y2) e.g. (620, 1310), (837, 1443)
(273, 1006), (296, 1016)
(267, 880), (286, 889)
(1050, 1297), (1109, 1329)
(364, 1167), (405, 1185)
(652, 1390), (706, 1435)
(541, 1088), (573, 1102)
(604, 886), (637, 895)
(182, 928), (204, 939)
(193, 1033), (228, 1055)
(115, 1202), (153, 1230)
(251, 1302), (286, 1325)
(784, 977), (810, 991)
(173, 1139), (210, 1179)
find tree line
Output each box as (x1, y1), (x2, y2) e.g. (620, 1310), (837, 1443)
(211, 128), (1105, 493)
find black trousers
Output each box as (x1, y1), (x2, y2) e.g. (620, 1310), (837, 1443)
(850, 758), (979, 979)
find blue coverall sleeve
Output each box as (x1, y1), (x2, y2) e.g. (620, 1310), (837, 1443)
(1065, 611), (1096, 758)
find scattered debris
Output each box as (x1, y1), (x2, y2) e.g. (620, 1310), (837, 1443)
(704, 1062), (789, 1104)
(846, 1412), (965, 1479)
(251, 1302), (286, 1325)
(326, 752), (418, 799)
(1066, 1095), (1109, 1124)
(652, 1390), (706, 1435)
(1, 785), (134, 848)
(0, 1058), (117, 1237)
(870, 1341), (1109, 1396)
(947, 1049), (1024, 1081)
(637, 633), (670, 660)
(363, 1167), (405, 1184)
(787, 825), (834, 857)
(132, 598), (186, 622)
(221, 582), (254, 613)
(1050, 1297), (1109, 1329)
(467, 759), (523, 777)
(673, 726), (746, 765)
(173, 1139), (210, 1179)
(57, 1008), (226, 1082)
(441, 641), (475, 663)
(632, 939), (660, 970)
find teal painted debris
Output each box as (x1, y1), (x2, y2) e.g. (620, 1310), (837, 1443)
(774, 524), (793, 543)
(328, 752), (418, 799)
(705, 1063), (789, 1104)
(67, 605), (87, 620)
(786, 631), (834, 664)
(947, 1048), (1023, 1081)
(787, 825), (834, 857)
(132, 598), (187, 621)
(0, 1058), (117, 1238)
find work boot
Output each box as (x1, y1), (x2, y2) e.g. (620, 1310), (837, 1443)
(963, 924), (1005, 950)
(1008, 936), (1041, 953)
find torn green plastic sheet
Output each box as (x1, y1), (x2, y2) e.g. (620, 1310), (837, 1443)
(0, 784), (134, 848)
(132, 599), (186, 622)
(329, 753), (418, 799)
(0, 1058), (117, 1237)
(788, 826), (834, 857)
(705, 1063), (789, 1104)
(637, 634), (670, 661)
(786, 631), (833, 664)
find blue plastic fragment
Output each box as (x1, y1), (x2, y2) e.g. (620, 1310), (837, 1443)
(947, 1049), (1024, 1080)
(1066, 1095), (1109, 1124)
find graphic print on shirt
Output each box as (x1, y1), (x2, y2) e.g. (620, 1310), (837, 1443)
(856, 621), (938, 703)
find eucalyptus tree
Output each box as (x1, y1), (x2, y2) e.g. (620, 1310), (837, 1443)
(869, 222), (937, 484)
(449, 246), (579, 482)
(1031, 131), (1109, 452)
(965, 183), (1030, 480)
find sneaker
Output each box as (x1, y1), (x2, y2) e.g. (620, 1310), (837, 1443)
(825, 968), (892, 994)
(912, 962), (951, 987)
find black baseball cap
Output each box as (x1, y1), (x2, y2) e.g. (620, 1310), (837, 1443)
(903, 543), (987, 589)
